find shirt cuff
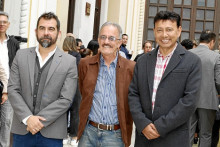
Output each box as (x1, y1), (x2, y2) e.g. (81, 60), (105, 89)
(22, 115), (32, 125)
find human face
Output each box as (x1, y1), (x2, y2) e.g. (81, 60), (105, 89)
(35, 18), (60, 48)
(122, 35), (128, 45)
(0, 15), (10, 34)
(144, 42), (152, 53)
(98, 25), (121, 57)
(154, 20), (181, 51)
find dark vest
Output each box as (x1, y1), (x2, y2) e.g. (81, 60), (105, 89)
(33, 55), (54, 114)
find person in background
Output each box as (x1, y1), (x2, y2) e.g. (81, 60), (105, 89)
(192, 39), (199, 48)
(181, 39), (194, 50)
(76, 38), (83, 52)
(189, 30), (220, 147)
(134, 40), (153, 62)
(0, 11), (20, 147)
(87, 40), (99, 56)
(66, 33), (75, 38)
(120, 34), (132, 59)
(8, 12), (78, 147)
(77, 22), (135, 147)
(80, 48), (93, 58)
(128, 11), (201, 147)
(62, 35), (81, 146)
(218, 38), (220, 53)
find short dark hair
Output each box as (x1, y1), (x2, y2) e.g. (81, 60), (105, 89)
(181, 39), (193, 50)
(76, 38), (82, 46)
(0, 11), (9, 19)
(87, 40), (99, 55)
(36, 12), (60, 31)
(122, 34), (128, 37)
(142, 40), (152, 49)
(154, 11), (181, 28)
(199, 30), (216, 43)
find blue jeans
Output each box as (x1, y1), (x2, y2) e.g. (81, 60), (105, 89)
(13, 132), (62, 147)
(78, 124), (124, 147)
(0, 100), (13, 147)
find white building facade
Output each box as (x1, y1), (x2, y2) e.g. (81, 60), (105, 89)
(4, 0), (146, 59)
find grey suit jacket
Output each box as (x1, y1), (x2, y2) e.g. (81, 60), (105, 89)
(128, 43), (202, 147)
(8, 47), (78, 139)
(190, 45), (220, 110)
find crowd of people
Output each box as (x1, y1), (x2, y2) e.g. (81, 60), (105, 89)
(0, 10), (220, 147)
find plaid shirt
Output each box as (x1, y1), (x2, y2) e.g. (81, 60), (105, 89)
(152, 47), (176, 111)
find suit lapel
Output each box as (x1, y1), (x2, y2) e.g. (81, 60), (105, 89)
(147, 49), (157, 98)
(28, 48), (36, 94)
(45, 49), (62, 86)
(161, 44), (185, 81)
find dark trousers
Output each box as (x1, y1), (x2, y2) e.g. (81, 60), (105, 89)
(211, 119), (220, 147)
(68, 83), (81, 137)
(13, 132), (62, 147)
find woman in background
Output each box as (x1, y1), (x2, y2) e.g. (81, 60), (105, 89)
(62, 35), (81, 146)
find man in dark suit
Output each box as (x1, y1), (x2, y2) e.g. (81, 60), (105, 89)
(8, 12), (78, 147)
(189, 30), (220, 147)
(134, 40), (153, 62)
(128, 11), (202, 147)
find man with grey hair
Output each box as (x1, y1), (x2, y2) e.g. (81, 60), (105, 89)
(0, 11), (20, 147)
(77, 22), (135, 147)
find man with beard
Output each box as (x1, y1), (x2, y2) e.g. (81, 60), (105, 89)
(8, 12), (78, 146)
(77, 22), (135, 147)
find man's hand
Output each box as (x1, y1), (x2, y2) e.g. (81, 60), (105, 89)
(26, 116), (46, 135)
(1, 93), (8, 104)
(142, 123), (160, 140)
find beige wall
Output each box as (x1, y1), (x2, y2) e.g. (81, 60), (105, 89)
(56, 0), (69, 49)
(107, 0), (146, 60)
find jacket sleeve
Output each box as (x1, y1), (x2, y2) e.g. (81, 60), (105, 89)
(215, 55), (220, 94)
(8, 51), (33, 122)
(128, 63), (152, 133)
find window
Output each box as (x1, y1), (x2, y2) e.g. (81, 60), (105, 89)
(0, 0), (4, 11)
(143, 0), (220, 48)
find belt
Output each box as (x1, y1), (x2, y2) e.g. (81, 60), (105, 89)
(89, 120), (120, 131)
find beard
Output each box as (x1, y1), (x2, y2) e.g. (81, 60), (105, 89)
(37, 34), (58, 48)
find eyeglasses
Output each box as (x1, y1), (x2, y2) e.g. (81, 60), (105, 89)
(0, 21), (8, 25)
(99, 35), (120, 42)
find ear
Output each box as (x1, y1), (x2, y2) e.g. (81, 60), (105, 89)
(58, 30), (61, 38)
(177, 26), (182, 37)
(117, 39), (122, 48)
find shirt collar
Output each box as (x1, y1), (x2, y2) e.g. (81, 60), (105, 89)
(2, 35), (9, 43)
(35, 45), (57, 58)
(100, 52), (118, 68)
(157, 43), (177, 58)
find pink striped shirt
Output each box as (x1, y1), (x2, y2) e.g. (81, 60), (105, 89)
(152, 47), (176, 112)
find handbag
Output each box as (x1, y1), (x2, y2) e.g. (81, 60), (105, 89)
(0, 80), (3, 104)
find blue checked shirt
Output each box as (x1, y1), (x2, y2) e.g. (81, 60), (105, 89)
(88, 54), (119, 125)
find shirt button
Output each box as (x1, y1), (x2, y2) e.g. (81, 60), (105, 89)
(104, 106), (106, 109)
(33, 95), (37, 98)
(36, 83), (39, 86)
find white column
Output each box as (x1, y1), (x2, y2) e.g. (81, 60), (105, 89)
(19, 0), (30, 48)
